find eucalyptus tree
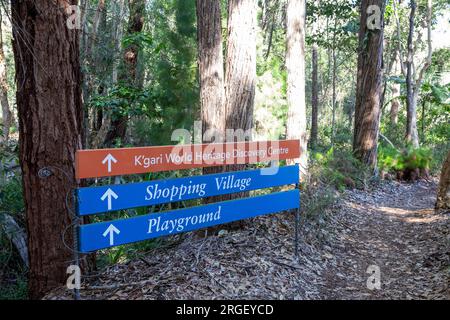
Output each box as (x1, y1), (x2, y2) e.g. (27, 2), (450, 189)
(11, 0), (83, 299)
(353, 0), (385, 168)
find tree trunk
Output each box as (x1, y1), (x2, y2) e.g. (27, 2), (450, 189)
(285, 0), (307, 174)
(195, 0), (226, 233)
(112, 0), (126, 84)
(104, 0), (145, 147)
(353, 0), (385, 169)
(390, 82), (400, 125)
(220, 0), (256, 218)
(197, 0), (226, 175)
(310, 43), (319, 150)
(83, 0), (106, 147)
(436, 150), (450, 210)
(331, 26), (337, 145)
(0, 10), (12, 143)
(11, 0), (83, 299)
(197, 0), (225, 145)
(405, 0), (419, 148)
(405, 0), (432, 148)
(224, 0), (256, 141)
(90, 0), (126, 148)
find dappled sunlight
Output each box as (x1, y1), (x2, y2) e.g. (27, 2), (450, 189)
(377, 206), (445, 224)
(343, 193), (444, 224)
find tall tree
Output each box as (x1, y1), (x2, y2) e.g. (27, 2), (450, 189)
(390, 82), (401, 125)
(91, 0), (127, 149)
(104, 0), (145, 147)
(0, 9), (12, 142)
(331, 16), (337, 145)
(197, 0), (226, 161)
(285, 0), (307, 172)
(405, 0), (419, 147)
(83, 0), (106, 146)
(394, 0), (433, 148)
(11, 0), (83, 298)
(224, 0), (256, 143)
(353, 0), (385, 169)
(436, 150), (450, 210)
(310, 43), (319, 149)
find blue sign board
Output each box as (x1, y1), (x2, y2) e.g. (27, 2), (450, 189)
(78, 190), (300, 253)
(77, 165), (299, 216)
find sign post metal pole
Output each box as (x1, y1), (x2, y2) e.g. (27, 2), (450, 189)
(72, 190), (81, 300)
(294, 183), (300, 257)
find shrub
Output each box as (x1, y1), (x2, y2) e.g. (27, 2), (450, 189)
(310, 147), (369, 190)
(378, 145), (433, 179)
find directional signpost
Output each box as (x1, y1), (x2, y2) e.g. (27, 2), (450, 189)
(75, 140), (301, 254)
(76, 140), (300, 179)
(79, 190), (299, 252)
(76, 165), (299, 215)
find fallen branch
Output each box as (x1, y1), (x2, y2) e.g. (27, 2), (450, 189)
(379, 133), (399, 151)
(1, 213), (29, 268)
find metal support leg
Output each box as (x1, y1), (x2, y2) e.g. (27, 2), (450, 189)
(73, 224), (81, 300)
(72, 191), (81, 300)
(294, 209), (300, 256)
(294, 183), (300, 257)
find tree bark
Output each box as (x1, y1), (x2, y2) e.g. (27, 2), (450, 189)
(0, 10), (12, 142)
(197, 0), (226, 145)
(390, 82), (400, 125)
(219, 0), (256, 216)
(11, 0), (83, 299)
(224, 0), (256, 141)
(331, 24), (337, 145)
(310, 43), (319, 149)
(436, 150), (450, 210)
(104, 0), (145, 147)
(405, 0), (419, 148)
(405, 0), (432, 148)
(353, 0), (385, 169)
(197, 0), (226, 182)
(195, 0), (226, 234)
(285, 0), (307, 173)
(83, 0), (106, 147)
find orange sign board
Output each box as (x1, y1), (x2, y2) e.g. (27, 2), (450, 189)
(76, 140), (300, 179)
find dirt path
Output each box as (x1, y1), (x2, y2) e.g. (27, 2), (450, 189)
(46, 180), (449, 300)
(318, 180), (448, 299)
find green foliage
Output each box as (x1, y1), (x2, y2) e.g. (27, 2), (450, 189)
(0, 176), (24, 216)
(378, 145), (433, 174)
(0, 271), (28, 300)
(122, 32), (153, 49)
(311, 147), (369, 191)
(306, 0), (359, 50)
(0, 140), (27, 300)
(0, 141), (23, 216)
(300, 187), (337, 221)
(139, 0), (198, 145)
(378, 145), (403, 172)
(90, 85), (158, 120)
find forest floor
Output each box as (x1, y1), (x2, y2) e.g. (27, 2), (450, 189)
(46, 180), (449, 300)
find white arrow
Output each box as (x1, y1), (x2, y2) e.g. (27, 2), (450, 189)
(103, 224), (120, 246)
(101, 188), (119, 211)
(102, 154), (118, 173)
